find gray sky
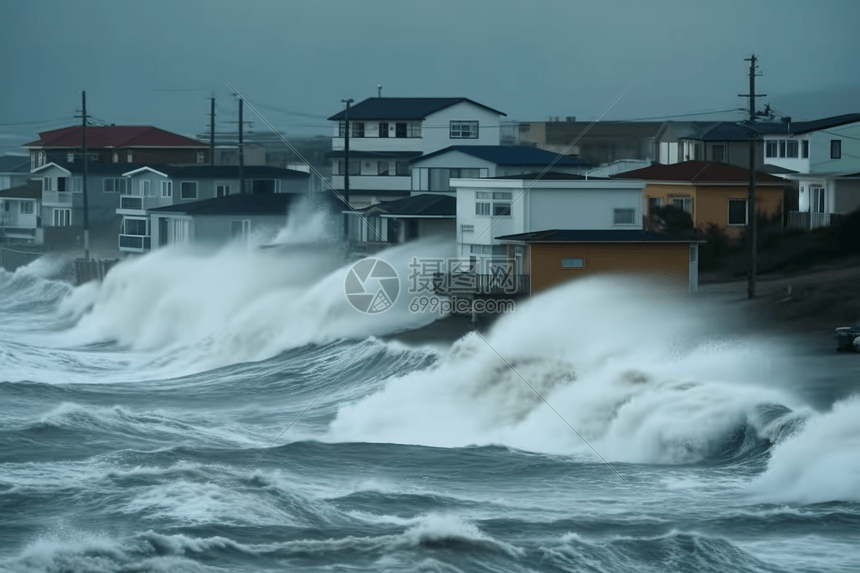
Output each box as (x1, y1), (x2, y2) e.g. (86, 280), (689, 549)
(2, 0), (859, 151)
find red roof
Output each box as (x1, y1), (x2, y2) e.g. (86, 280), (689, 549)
(24, 126), (207, 149)
(615, 161), (784, 184)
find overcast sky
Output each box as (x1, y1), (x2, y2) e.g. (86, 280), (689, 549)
(2, 0), (859, 152)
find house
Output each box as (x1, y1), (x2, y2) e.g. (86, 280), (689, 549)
(0, 181), (41, 244)
(614, 161), (786, 239)
(409, 145), (591, 193)
(497, 229), (702, 295)
(0, 155), (32, 190)
(24, 125), (210, 170)
(451, 174), (646, 269)
(327, 97), (506, 193)
(783, 171), (860, 230)
(118, 165), (311, 253)
(516, 119), (664, 166)
(761, 113), (860, 175)
(31, 161), (149, 252)
(346, 193), (456, 251)
(147, 193), (303, 249)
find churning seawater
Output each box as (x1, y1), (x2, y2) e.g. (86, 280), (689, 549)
(1, 239), (859, 573)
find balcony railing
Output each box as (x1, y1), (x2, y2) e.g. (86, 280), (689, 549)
(433, 272), (530, 296)
(42, 191), (73, 205)
(118, 234), (151, 252)
(789, 211), (832, 230)
(118, 195), (170, 211)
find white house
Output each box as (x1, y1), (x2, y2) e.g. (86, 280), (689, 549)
(327, 97), (506, 193)
(784, 171), (860, 229)
(0, 181), (41, 244)
(762, 114), (860, 175)
(451, 175), (646, 270)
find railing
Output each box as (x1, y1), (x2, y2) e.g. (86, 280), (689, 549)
(118, 234), (151, 251)
(118, 195), (170, 211)
(433, 272), (530, 296)
(0, 226), (36, 237)
(789, 211), (832, 230)
(42, 191), (73, 205)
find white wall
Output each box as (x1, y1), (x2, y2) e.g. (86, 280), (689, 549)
(331, 101), (501, 154)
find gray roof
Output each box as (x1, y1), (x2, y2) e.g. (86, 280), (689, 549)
(327, 97), (506, 121)
(414, 145), (591, 167)
(359, 194), (455, 217)
(0, 181), (41, 199)
(161, 165), (309, 179)
(497, 229), (703, 243)
(150, 192), (299, 216)
(0, 155), (30, 173)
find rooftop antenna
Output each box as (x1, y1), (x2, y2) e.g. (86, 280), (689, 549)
(378, 84), (382, 98)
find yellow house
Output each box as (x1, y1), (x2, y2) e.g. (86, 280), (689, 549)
(615, 161), (786, 239)
(498, 229), (703, 295)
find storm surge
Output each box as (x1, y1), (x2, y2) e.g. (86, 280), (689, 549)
(52, 237), (454, 371)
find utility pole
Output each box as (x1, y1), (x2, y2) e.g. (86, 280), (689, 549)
(341, 98), (353, 237)
(75, 91), (91, 260)
(739, 54), (766, 299)
(209, 98), (215, 166)
(238, 96), (244, 194)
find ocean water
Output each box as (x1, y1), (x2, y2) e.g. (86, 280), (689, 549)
(2, 240), (860, 573)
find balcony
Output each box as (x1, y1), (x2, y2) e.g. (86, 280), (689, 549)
(117, 195), (172, 214)
(118, 234), (151, 252)
(42, 191), (73, 206)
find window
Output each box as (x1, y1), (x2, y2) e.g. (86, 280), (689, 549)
(196, 151), (205, 163)
(21, 202), (34, 215)
(123, 218), (148, 236)
(395, 161), (410, 176)
(338, 122), (346, 137)
(671, 197), (692, 214)
(786, 140), (799, 158)
(336, 159), (361, 175)
(450, 120), (479, 139)
(802, 140), (809, 159)
(216, 184), (230, 197)
(67, 153), (75, 163)
(561, 258), (584, 269)
(812, 188), (826, 213)
(712, 145), (725, 163)
(378, 122), (389, 137)
(394, 122), (421, 138)
(72, 177), (82, 193)
(113, 152), (119, 163)
(648, 197), (663, 215)
(779, 140), (786, 158)
(104, 178), (129, 194)
(127, 152), (133, 163)
(231, 219), (251, 239)
(141, 180), (152, 196)
(37, 152), (45, 167)
(765, 140), (778, 158)
(180, 181), (198, 199)
(57, 177), (66, 192)
(831, 140), (842, 159)
(43, 177), (52, 191)
(395, 122), (407, 138)
(378, 161), (390, 176)
(613, 208), (635, 225)
(352, 122), (365, 137)
(53, 208), (71, 226)
(475, 191), (512, 217)
(728, 199), (747, 225)
(690, 245), (698, 264)
(161, 181), (173, 197)
(429, 168), (481, 191)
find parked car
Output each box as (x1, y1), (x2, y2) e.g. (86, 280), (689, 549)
(835, 320), (860, 352)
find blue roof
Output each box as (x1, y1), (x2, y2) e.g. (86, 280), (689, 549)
(359, 194), (455, 217)
(328, 98), (505, 121)
(414, 145), (591, 167)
